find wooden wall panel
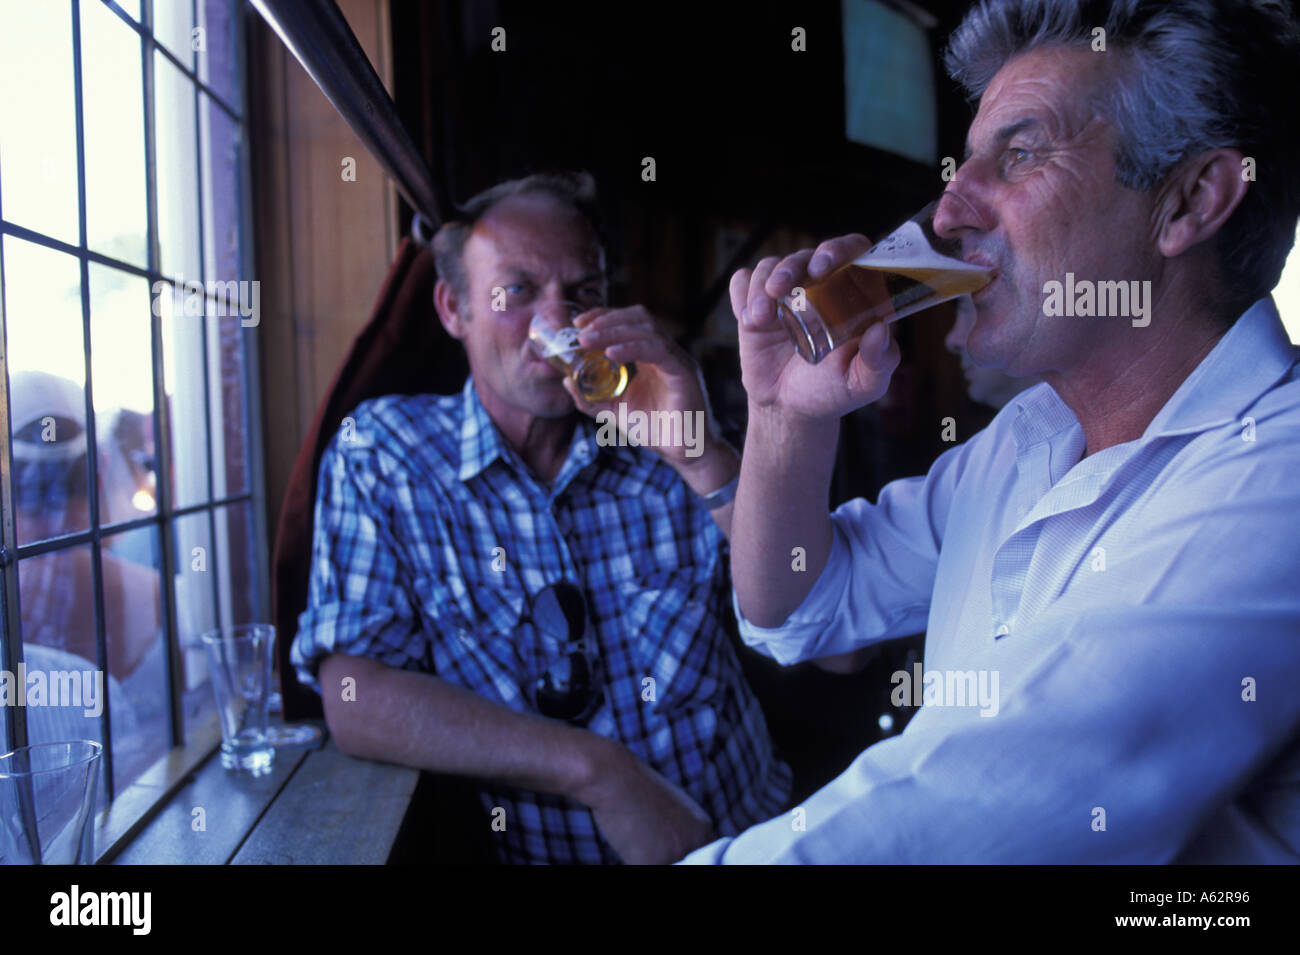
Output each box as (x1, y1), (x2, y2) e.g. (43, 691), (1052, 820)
(250, 0), (397, 549)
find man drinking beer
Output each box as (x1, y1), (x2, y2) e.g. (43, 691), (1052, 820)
(684, 0), (1300, 863)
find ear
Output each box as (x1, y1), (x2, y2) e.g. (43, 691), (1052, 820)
(1155, 147), (1250, 259)
(433, 278), (467, 341)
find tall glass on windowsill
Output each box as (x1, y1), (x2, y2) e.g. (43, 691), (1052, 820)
(200, 623), (275, 776)
(775, 199), (994, 364)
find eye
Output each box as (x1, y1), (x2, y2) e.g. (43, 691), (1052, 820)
(1002, 147), (1032, 171)
(575, 286), (604, 304)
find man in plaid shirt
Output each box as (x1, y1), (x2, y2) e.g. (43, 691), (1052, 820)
(292, 172), (791, 863)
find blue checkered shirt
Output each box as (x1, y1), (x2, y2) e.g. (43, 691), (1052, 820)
(292, 378), (791, 863)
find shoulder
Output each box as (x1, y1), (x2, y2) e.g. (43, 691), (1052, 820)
(341, 392), (459, 447)
(323, 393), (460, 466)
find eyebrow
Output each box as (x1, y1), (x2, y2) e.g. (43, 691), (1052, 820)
(964, 117), (1042, 160)
(495, 267), (605, 285)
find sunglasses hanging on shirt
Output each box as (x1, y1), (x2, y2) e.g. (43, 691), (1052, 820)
(523, 581), (604, 725)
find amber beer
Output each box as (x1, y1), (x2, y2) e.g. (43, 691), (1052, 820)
(776, 204), (993, 364)
(528, 310), (629, 402)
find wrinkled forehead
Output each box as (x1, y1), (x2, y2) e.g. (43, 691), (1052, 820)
(465, 194), (605, 280)
(968, 45), (1115, 151)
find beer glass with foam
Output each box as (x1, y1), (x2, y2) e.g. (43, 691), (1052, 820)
(776, 200), (993, 363)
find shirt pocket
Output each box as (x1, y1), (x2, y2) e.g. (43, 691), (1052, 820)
(409, 572), (530, 709)
(615, 566), (726, 714)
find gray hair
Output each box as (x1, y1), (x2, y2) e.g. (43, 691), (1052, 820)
(945, 0), (1300, 317)
(432, 171), (604, 305)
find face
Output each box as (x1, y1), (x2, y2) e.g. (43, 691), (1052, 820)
(439, 194), (606, 427)
(932, 45), (1163, 381)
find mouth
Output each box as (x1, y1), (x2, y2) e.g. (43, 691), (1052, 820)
(971, 272), (999, 302)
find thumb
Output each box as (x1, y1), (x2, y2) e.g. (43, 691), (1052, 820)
(563, 375), (604, 417)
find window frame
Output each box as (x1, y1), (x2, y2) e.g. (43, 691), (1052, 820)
(0, 0), (269, 859)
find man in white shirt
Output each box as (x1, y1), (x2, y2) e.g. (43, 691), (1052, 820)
(684, 0), (1300, 863)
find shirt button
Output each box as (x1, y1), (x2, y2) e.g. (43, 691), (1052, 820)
(994, 624), (1010, 640)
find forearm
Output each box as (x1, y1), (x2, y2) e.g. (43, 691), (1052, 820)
(731, 404), (840, 627)
(319, 652), (616, 800)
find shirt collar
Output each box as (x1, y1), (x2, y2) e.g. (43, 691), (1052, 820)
(1010, 295), (1299, 451)
(457, 377), (506, 481)
(1144, 295), (1298, 437)
(456, 376), (604, 486)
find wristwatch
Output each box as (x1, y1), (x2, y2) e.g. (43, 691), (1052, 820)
(698, 473), (739, 510)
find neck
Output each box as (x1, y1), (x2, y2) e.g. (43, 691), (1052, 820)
(514, 415), (577, 483)
(1046, 283), (1230, 458)
(473, 381), (576, 483)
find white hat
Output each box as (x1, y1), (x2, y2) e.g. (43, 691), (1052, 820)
(9, 370), (88, 462)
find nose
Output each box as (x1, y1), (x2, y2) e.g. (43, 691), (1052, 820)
(932, 187), (986, 242)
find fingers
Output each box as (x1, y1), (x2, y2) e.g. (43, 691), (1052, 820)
(844, 321), (902, 402)
(802, 233), (871, 282)
(597, 336), (674, 368)
(746, 256), (783, 328)
(729, 268), (751, 326)
(737, 234), (871, 332)
(576, 306), (690, 372)
(763, 248), (814, 299)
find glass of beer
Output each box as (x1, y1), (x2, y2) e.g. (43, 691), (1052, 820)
(528, 302), (630, 402)
(775, 199), (993, 363)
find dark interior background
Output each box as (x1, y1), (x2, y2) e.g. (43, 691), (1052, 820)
(385, 0), (1001, 818)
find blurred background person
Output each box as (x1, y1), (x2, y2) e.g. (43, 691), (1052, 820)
(945, 294), (1042, 410)
(9, 370), (163, 772)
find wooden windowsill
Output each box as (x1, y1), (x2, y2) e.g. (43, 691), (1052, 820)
(101, 723), (421, 865)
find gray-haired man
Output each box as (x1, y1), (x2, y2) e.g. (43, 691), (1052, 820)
(687, 0), (1300, 863)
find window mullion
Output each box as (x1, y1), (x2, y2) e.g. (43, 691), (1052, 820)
(72, 0), (117, 798)
(142, 0), (187, 751)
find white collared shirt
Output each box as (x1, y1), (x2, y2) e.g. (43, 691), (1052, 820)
(684, 296), (1300, 864)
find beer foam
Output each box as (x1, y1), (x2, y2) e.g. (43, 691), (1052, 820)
(852, 220), (985, 273)
(538, 327), (580, 359)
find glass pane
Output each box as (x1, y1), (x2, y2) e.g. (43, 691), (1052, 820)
(80, 0), (148, 267)
(3, 237), (90, 545)
(158, 279), (211, 508)
(154, 51), (200, 283)
(214, 500), (258, 628)
(172, 511), (216, 734)
(200, 91), (241, 286)
(196, 0), (240, 112)
(89, 263), (158, 524)
(208, 310), (249, 497)
(111, 1), (143, 23)
(0, 0), (81, 244)
(152, 0), (195, 68)
(18, 546), (106, 760)
(103, 525), (168, 791)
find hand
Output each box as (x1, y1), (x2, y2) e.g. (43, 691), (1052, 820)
(576, 741), (717, 864)
(566, 305), (723, 471)
(731, 235), (901, 421)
